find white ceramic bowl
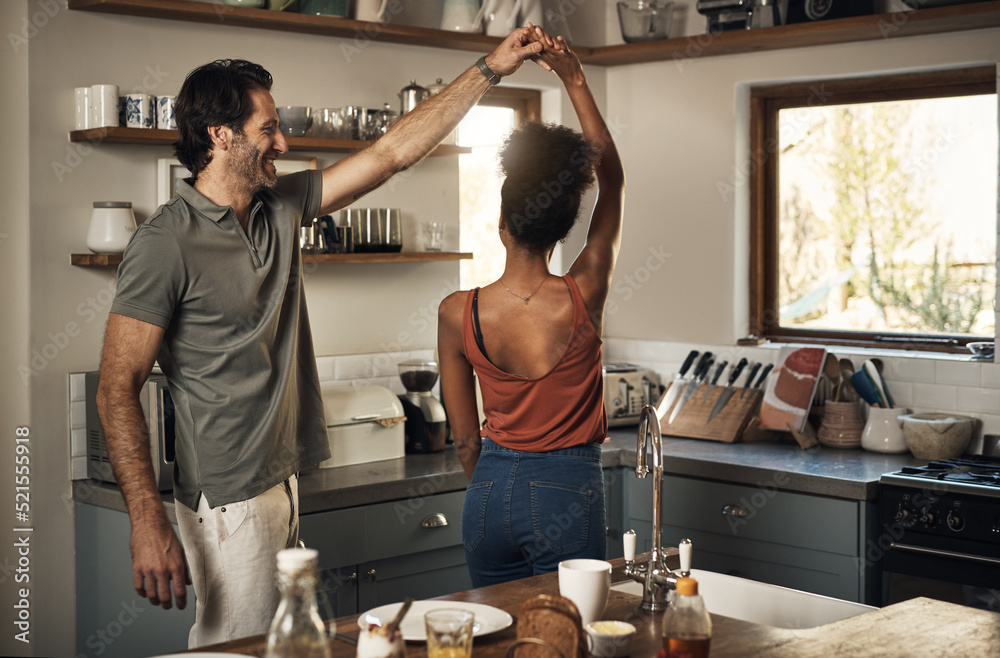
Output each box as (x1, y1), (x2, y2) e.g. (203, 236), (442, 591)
(898, 413), (975, 461)
(586, 621), (636, 658)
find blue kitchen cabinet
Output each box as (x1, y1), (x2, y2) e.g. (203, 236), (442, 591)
(75, 503), (195, 658)
(624, 474), (879, 604)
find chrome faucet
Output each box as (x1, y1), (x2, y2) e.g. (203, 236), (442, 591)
(623, 405), (692, 611)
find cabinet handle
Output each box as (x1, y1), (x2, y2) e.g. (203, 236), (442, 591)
(347, 572), (358, 586)
(366, 569), (377, 582)
(721, 504), (749, 518)
(421, 513), (449, 528)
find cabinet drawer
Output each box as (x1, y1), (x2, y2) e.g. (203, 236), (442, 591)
(300, 506), (367, 567)
(364, 490), (466, 562)
(631, 476), (859, 556)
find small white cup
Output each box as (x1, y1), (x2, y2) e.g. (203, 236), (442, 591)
(89, 84), (119, 128)
(558, 558), (611, 627)
(586, 621), (636, 658)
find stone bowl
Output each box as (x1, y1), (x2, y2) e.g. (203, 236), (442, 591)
(898, 412), (975, 461)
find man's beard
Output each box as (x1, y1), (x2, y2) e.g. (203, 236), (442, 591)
(230, 130), (277, 195)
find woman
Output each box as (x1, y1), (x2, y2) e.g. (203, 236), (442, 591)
(437, 34), (625, 587)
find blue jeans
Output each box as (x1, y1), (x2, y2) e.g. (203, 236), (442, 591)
(462, 437), (606, 588)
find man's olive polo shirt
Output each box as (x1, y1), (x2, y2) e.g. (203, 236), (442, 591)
(110, 170), (331, 510)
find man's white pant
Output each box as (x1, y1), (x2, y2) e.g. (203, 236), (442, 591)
(176, 475), (299, 648)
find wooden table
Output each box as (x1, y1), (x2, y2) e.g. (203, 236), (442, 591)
(201, 555), (1000, 658)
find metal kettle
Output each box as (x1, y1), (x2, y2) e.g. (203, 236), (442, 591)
(398, 80), (429, 114)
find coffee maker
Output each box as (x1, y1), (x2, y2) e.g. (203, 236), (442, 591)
(398, 359), (448, 453)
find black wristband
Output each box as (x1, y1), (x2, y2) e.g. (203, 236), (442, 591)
(476, 56), (501, 86)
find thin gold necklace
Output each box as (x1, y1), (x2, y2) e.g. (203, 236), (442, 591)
(500, 275), (549, 304)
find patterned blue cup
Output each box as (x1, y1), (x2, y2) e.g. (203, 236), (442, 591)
(124, 93), (154, 129)
(156, 95), (176, 130)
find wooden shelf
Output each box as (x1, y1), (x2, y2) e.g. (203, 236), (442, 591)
(585, 1), (1000, 65)
(68, 0), (1000, 65)
(71, 251), (472, 267)
(68, 126), (471, 155)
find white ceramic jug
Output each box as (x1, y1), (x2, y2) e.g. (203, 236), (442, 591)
(477, 0), (519, 36)
(861, 406), (909, 453)
(353, 0), (389, 22)
(441, 0), (483, 32)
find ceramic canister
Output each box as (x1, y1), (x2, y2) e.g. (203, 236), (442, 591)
(89, 84), (119, 128)
(87, 202), (136, 254)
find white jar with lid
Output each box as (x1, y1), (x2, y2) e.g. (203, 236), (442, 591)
(87, 201), (136, 253)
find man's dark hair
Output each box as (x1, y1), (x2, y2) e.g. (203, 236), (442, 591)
(499, 122), (600, 254)
(173, 59), (273, 178)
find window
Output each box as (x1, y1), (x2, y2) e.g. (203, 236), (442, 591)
(458, 88), (540, 290)
(749, 67), (998, 352)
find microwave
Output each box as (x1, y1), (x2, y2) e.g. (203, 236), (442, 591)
(84, 370), (175, 491)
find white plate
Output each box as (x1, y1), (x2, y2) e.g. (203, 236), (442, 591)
(358, 600), (513, 641)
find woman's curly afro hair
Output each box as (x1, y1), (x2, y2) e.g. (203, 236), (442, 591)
(499, 122), (600, 254)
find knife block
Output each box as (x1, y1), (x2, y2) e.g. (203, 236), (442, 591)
(658, 385), (762, 443)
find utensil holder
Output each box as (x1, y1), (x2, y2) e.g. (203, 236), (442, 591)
(817, 400), (863, 449)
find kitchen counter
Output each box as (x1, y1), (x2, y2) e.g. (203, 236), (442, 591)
(72, 427), (924, 519)
(196, 555), (1000, 658)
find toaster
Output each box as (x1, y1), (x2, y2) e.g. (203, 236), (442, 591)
(603, 363), (662, 426)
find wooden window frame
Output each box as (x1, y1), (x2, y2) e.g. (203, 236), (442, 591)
(479, 86), (541, 124)
(748, 66), (997, 353)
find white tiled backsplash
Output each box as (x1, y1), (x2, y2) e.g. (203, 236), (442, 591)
(316, 349), (437, 396)
(602, 338), (1000, 454)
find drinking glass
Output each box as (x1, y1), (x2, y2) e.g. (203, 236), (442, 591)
(425, 609), (474, 658)
(422, 221), (445, 251)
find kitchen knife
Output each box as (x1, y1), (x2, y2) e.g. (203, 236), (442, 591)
(707, 357), (749, 423)
(701, 360), (730, 403)
(739, 361), (762, 400)
(668, 353), (714, 424)
(744, 362), (775, 405)
(655, 350), (699, 421)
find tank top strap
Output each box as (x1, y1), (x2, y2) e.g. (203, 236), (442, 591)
(562, 274), (590, 328)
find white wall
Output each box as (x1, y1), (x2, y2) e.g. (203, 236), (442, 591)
(0, 1), (32, 656)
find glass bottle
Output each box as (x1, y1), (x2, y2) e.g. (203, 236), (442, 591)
(264, 548), (332, 658)
(662, 577), (711, 658)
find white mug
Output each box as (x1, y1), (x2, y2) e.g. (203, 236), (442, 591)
(89, 84), (119, 129)
(74, 87), (91, 130)
(123, 93), (154, 129)
(558, 559), (611, 627)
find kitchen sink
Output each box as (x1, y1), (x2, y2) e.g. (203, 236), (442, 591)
(611, 569), (876, 629)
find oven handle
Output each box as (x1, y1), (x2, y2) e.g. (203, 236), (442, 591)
(890, 542), (1000, 566)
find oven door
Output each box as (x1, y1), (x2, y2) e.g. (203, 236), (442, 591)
(879, 484), (1000, 611)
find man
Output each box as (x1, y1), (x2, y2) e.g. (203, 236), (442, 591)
(97, 27), (552, 648)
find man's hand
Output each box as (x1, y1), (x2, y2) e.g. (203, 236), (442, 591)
(484, 24), (549, 77)
(130, 516), (191, 610)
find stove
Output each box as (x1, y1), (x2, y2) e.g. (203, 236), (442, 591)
(878, 455), (1000, 609)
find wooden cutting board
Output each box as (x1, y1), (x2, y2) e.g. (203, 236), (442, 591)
(657, 385), (762, 443)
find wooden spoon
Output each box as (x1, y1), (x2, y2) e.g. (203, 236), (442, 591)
(824, 353), (841, 403)
(839, 358), (856, 402)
